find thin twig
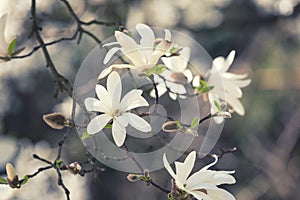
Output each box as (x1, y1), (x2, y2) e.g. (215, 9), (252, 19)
(123, 143), (144, 173)
(149, 179), (170, 194)
(31, 0), (73, 97)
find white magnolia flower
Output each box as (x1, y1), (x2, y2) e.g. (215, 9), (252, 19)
(150, 69), (187, 100)
(193, 50), (251, 123)
(163, 151), (236, 200)
(85, 71), (151, 147)
(98, 23), (173, 79)
(150, 47), (192, 100)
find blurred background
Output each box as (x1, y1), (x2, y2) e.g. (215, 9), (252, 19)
(0, 0), (299, 199)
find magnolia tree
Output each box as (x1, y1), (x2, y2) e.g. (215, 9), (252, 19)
(0, 1), (251, 200)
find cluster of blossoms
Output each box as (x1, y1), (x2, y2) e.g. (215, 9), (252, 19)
(84, 23), (251, 199)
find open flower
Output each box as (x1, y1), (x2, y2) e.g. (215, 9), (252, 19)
(150, 47), (192, 100)
(98, 23), (173, 79)
(163, 151), (236, 200)
(85, 71), (151, 147)
(193, 50), (251, 123)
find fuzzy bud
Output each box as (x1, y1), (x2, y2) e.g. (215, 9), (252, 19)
(127, 174), (142, 182)
(43, 113), (67, 129)
(67, 162), (82, 175)
(6, 163), (19, 188)
(162, 121), (180, 133)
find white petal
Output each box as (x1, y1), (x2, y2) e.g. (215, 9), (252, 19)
(136, 23), (155, 63)
(223, 94), (245, 116)
(98, 64), (135, 79)
(84, 97), (110, 113)
(233, 79), (251, 88)
(103, 41), (119, 47)
(202, 155), (218, 170)
(222, 50), (236, 72)
(175, 151), (196, 184)
(210, 170), (236, 185)
(164, 29), (172, 41)
(163, 153), (179, 184)
(206, 188), (236, 200)
(95, 84), (112, 111)
(103, 47), (120, 64)
(193, 75), (200, 87)
(169, 92), (177, 100)
(162, 47), (190, 73)
(187, 171), (216, 191)
(211, 57), (225, 74)
(123, 112), (151, 132)
(107, 71), (122, 109)
(119, 89), (149, 112)
(115, 31), (144, 66)
(150, 84), (167, 98)
(151, 40), (172, 64)
(222, 72), (248, 80)
(87, 114), (112, 135)
(98, 66), (113, 80)
(189, 190), (213, 200)
(184, 69), (193, 83)
(167, 82), (186, 95)
(115, 115), (129, 127)
(112, 117), (127, 147)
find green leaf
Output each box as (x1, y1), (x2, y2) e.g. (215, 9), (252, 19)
(105, 124), (112, 128)
(174, 121), (182, 129)
(81, 131), (90, 140)
(55, 159), (64, 169)
(146, 65), (167, 76)
(214, 100), (221, 112)
(190, 117), (200, 128)
(0, 177), (7, 184)
(196, 80), (214, 93)
(8, 38), (17, 57)
(200, 80), (208, 87)
(169, 47), (180, 55)
(198, 85), (214, 93)
(20, 176), (28, 186)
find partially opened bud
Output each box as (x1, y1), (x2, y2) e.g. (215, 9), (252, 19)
(43, 113), (67, 129)
(67, 162), (82, 175)
(127, 174), (141, 182)
(162, 121), (181, 133)
(143, 169), (149, 179)
(6, 163), (19, 188)
(218, 111), (232, 118)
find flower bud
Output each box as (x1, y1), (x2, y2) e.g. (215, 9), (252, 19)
(67, 162), (82, 175)
(43, 113), (67, 129)
(143, 169), (149, 179)
(162, 121), (181, 133)
(6, 163), (19, 188)
(218, 111), (232, 118)
(127, 174), (138, 182)
(127, 174), (143, 182)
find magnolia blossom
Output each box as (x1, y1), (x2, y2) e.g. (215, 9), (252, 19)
(85, 71), (151, 147)
(150, 47), (193, 100)
(193, 50), (251, 123)
(163, 151), (236, 200)
(98, 23), (173, 79)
